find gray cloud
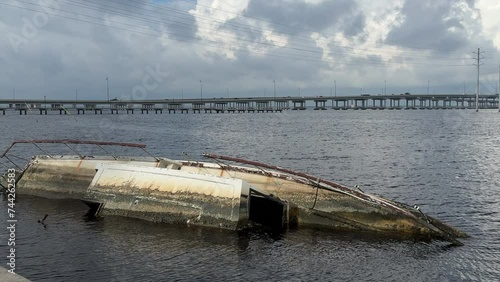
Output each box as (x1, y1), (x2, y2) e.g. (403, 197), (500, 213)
(244, 0), (361, 36)
(385, 0), (476, 53)
(341, 11), (366, 38)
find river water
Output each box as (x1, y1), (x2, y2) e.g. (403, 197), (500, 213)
(0, 109), (499, 281)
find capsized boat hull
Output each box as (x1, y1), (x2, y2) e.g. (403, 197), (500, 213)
(3, 154), (468, 244)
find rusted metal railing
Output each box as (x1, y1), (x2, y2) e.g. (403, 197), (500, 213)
(0, 139), (153, 169)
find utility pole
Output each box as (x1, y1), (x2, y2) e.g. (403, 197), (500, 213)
(472, 48), (484, 112)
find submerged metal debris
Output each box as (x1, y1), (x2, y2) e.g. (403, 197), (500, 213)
(0, 139), (468, 245)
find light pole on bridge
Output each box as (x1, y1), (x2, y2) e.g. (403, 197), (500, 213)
(427, 80), (430, 95)
(200, 80), (203, 101)
(106, 77), (110, 102)
(330, 87), (333, 108)
(273, 80), (276, 108)
(273, 80), (276, 99)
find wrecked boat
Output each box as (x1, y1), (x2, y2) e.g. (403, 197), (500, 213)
(0, 139), (468, 245)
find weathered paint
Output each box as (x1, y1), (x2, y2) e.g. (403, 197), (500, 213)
(5, 155), (467, 242)
(15, 156), (161, 198)
(84, 163), (253, 230)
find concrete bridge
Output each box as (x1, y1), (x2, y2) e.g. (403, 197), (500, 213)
(0, 94), (498, 115)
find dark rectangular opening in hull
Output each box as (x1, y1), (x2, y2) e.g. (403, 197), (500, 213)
(82, 199), (105, 218)
(249, 192), (285, 229)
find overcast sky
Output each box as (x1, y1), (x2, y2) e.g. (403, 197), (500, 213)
(0, 0), (499, 100)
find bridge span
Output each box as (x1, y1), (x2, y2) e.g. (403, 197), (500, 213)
(0, 94), (498, 115)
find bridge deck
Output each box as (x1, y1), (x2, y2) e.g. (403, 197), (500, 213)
(0, 94), (498, 114)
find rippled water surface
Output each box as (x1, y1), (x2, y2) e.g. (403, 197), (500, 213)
(1, 110), (499, 281)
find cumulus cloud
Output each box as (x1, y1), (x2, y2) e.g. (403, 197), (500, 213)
(385, 0), (481, 53)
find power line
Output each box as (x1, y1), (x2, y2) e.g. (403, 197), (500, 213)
(6, 0), (498, 64)
(43, 0), (490, 62)
(107, 0), (438, 58)
(0, 1), (475, 68)
(0, 2), (344, 64)
(175, 0), (500, 60)
(116, 0), (483, 60)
